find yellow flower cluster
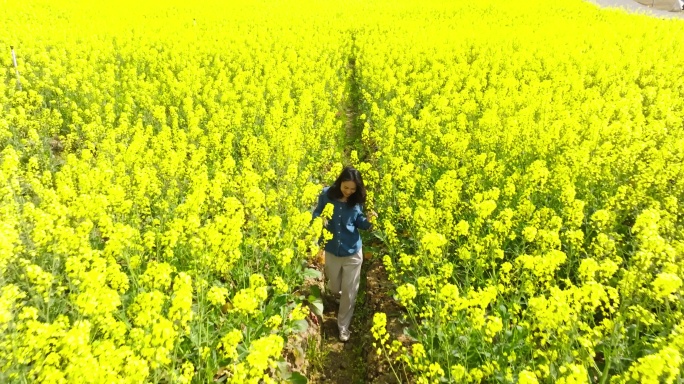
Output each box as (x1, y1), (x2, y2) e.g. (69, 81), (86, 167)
(371, 312), (390, 356)
(231, 274), (268, 317)
(207, 285), (230, 307)
(289, 303), (310, 322)
(229, 334), (284, 384)
(220, 329), (244, 361)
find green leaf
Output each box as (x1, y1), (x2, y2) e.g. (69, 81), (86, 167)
(309, 285), (321, 299)
(308, 298), (324, 318)
(403, 327), (418, 341)
(276, 361), (292, 380)
(289, 372), (308, 384)
(292, 319), (309, 333)
(498, 304), (508, 316)
(272, 294), (288, 308)
(303, 268), (321, 279)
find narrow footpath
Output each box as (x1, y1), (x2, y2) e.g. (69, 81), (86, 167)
(307, 35), (403, 384)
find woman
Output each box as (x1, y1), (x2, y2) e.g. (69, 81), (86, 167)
(312, 165), (376, 342)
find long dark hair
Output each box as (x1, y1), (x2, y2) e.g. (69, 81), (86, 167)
(327, 165), (367, 207)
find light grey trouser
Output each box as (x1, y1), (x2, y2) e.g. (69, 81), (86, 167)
(324, 248), (363, 331)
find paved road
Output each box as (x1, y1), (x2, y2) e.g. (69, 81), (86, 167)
(585, 0), (684, 18)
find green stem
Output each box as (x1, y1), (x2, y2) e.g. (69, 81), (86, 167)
(382, 342), (401, 383)
(599, 355), (612, 384)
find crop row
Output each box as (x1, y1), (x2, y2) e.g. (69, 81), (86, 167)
(357, 1), (684, 383)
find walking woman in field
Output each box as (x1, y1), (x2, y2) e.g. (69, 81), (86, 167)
(312, 166), (376, 342)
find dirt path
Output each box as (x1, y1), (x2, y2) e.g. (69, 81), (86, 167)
(307, 33), (404, 382)
(307, 245), (407, 384)
(307, 261), (370, 384)
(585, 0), (684, 18)
(342, 34), (367, 162)
(307, 34), (373, 384)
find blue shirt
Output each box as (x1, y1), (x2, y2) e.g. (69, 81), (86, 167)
(312, 187), (372, 256)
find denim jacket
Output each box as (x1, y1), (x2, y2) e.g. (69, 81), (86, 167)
(312, 187), (372, 256)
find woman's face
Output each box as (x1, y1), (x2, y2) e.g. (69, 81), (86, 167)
(340, 180), (357, 199)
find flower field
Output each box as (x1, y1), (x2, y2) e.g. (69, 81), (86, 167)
(1, 1), (353, 382)
(1, 0), (684, 383)
(358, 1), (684, 383)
